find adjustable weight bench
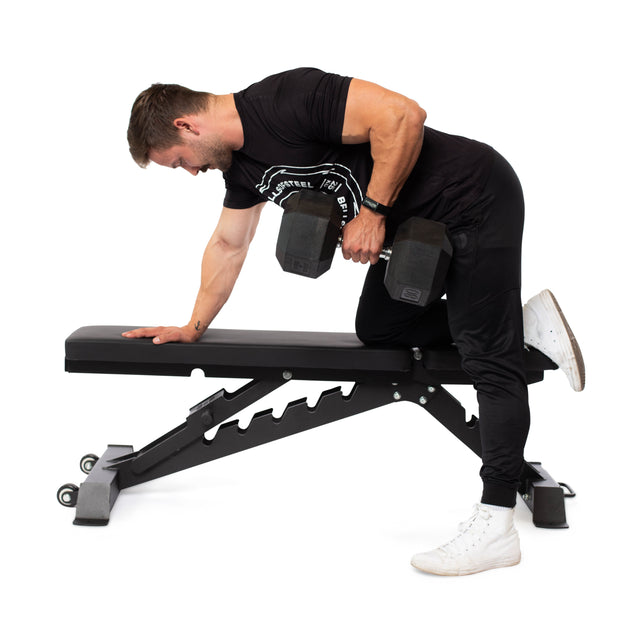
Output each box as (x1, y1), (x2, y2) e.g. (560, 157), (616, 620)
(58, 326), (574, 528)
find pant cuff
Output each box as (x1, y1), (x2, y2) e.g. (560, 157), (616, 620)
(481, 482), (517, 508)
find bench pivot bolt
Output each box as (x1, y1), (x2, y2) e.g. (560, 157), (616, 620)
(201, 411), (213, 427)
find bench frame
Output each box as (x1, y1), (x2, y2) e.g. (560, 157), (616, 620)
(58, 328), (574, 528)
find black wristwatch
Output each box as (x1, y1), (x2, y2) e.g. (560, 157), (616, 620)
(362, 196), (393, 216)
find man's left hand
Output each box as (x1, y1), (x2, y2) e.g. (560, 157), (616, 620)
(341, 207), (386, 265)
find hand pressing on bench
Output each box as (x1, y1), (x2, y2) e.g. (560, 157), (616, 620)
(122, 325), (200, 345)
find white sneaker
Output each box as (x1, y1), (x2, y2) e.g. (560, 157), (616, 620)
(523, 289), (586, 391)
(411, 504), (521, 576)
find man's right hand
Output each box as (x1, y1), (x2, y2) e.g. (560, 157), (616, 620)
(122, 325), (200, 345)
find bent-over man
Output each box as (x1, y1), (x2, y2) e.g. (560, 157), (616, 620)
(123, 68), (584, 576)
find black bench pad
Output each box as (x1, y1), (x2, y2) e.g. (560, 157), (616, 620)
(65, 326), (556, 383)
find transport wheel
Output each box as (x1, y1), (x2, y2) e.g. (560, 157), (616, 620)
(80, 454), (99, 474)
(57, 483), (79, 507)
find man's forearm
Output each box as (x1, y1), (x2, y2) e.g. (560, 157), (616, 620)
(187, 240), (249, 339)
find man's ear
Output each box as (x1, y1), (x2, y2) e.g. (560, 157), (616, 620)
(173, 117), (200, 136)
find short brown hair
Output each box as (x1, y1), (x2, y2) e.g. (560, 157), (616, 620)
(127, 83), (211, 167)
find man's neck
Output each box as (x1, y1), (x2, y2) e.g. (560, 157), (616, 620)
(209, 93), (244, 150)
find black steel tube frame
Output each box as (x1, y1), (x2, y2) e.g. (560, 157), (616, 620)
(63, 369), (571, 528)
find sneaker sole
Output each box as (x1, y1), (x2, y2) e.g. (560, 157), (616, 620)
(527, 289), (586, 391)
(411, 554), (521, 577)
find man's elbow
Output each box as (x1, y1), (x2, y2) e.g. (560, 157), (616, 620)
(387, 94), (426, 134)
(405, 99), (427, 130)
(213, 236), (250, 259)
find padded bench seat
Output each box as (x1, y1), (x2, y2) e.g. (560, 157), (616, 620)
(65, 325), (556, 384)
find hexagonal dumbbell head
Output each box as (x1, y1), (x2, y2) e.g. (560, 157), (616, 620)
(276, 190), (342, 278)
(384, 218), (453, 307)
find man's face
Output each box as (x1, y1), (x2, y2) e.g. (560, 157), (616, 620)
(149, 134), (233, 175)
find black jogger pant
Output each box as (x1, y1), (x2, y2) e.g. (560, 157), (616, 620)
(355, 151), (529, 508)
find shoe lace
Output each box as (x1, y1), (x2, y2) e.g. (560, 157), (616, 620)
(439, 505), (492, 557)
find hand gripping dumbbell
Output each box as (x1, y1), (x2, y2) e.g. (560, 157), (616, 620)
(276, 190), (452, 307)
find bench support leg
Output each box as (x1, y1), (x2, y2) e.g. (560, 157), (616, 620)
(519, 462), (573, 528)
(59, 379), (572, 528)
(63, 445), (134, 526)
(410, 385), (573, 528)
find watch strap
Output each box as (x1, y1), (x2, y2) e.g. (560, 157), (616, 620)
(362, 196), (392, 216)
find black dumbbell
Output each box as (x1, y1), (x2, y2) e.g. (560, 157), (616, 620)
(276, 190), (452, 307)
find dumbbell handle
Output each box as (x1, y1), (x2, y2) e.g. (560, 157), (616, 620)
(336, 237), (392, 261)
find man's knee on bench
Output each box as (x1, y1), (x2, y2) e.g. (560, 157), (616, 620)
(355, 300), (452, 348)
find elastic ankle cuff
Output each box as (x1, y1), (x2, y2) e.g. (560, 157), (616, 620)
(481, 483), (517, 508)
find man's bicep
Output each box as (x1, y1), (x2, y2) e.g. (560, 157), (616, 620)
(213, 202), (265, 251)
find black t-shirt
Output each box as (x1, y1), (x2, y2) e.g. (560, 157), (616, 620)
(223, 68), (495, 234)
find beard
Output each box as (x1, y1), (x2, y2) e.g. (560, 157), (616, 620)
(194, 136), (233, 173)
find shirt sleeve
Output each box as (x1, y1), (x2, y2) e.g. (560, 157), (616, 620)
(223, 184), (266, 209)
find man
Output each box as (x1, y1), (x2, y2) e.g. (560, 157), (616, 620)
(124, 68), (585, 576)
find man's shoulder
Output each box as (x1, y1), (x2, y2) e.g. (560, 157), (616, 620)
(238, 68), (347, 98)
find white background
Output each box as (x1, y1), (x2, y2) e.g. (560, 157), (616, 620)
(2, 1), (638, 637)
